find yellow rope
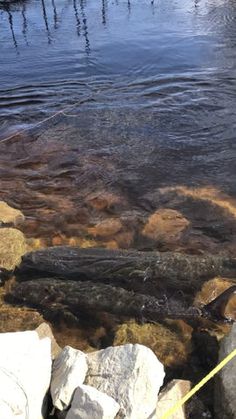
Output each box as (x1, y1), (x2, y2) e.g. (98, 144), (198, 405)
(161, 347), (236, 419)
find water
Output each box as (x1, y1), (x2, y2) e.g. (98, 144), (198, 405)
(1, 0), (236, 383)
(0, 0), (236, 254)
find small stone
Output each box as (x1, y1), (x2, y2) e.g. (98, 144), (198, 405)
(35, 323), (61, 359)
(86, 343), (165, 419)
(86, 192), (123, 211)
(88, 218), (122, 238)
(66, 384), (120, 419)
(51, 345), (88, 411)
(215, 324), (236, 418)
(156, 379), (191, 419)
(142, 209), (189, 243)
(0, 201), (25, 227)
(0, 228), (27, 270)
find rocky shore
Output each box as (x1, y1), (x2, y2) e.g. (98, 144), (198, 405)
(0, 201), (236, 418)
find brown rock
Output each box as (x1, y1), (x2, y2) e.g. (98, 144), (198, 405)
(0, 201), (25, 227)
(113, 320), (192, 367)
(194, 277), (236, 322)
(156, 379), (191, 419)
(0, 228), (27, 270)
(36, 322), (61, 359)
(88, 218), (123, 238)
(86, 191), (123, 211)
(142, 209), (190, 243)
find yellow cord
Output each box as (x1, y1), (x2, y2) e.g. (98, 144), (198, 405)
(161, 348), (236, 419)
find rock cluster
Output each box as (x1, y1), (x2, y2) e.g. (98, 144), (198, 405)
(0, 325), (167, 419)
(0, 202), (26, 273)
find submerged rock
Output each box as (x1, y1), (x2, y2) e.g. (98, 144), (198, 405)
(215, 324), (236, 419)
(16, 247), (236, 294)
(85, 343), (165, 419)
(0, 228), (27, 271)
(88, 218), (123, 238)
(113, 321), (192, 367)
(0, 201), (25, 227)
(51, 346), (88, 411)
(66, 385), (120, 419)
(142, 209), (190, 244)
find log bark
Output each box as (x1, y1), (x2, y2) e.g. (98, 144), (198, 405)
(8, 278), (236, 323)
(17, 247), (236, 297)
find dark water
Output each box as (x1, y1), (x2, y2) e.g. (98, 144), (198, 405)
(1, 0), (236, 253)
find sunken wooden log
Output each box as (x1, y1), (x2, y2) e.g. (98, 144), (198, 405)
(7, 279), (236, 323)
(16, 247), (236, 297)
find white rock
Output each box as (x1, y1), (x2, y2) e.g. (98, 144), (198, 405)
(66, 384), (120, 419)
(51, 345), (88, 411)
(86, 344), (165, 419)
(156, 379), (191, 419)
(0, 330), (52, 419)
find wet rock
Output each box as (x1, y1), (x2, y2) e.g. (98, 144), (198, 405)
(113, 321), (192, 367)
(215, 324), (236, 419)
(194, 277), (236, 322)
(51, 346), (88, 411)
(0, 228), (27, 271)
(7, 278), (204, 324)
(66, 384), (120, 419)
(17, 247), (236, 294)
(86, 191), (123, 211)
(88, 218), (123, 238)
(0, 330), (51, 419)
(0, 201), (25, 227)
(85, 343), (165, 419)
(35, 322), (61, 359)
(156, 379), (191, 419)
(142, 209), (189, 244)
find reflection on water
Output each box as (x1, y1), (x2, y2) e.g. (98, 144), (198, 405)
(0, 0), (236, 254)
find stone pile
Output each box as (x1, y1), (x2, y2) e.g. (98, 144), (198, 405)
(0, 324), (166, 419)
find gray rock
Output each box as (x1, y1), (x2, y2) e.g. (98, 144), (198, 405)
(215, 324), (236, 419)
(51, 346), (88, 411)
(86, 344), (165, 419)
(66, 385), (120, 419)
(0, 330), (52, 419)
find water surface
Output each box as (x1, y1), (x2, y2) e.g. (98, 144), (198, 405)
(0, 0), (236, 254)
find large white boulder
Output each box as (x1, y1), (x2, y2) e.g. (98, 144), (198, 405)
(0, 330), (51, 419)
(51, 345), (88, 411)
(85, 344), (165, 419)
(66, 384), (120, 419)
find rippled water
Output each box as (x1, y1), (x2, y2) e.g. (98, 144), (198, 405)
(1, 0), (236, 253)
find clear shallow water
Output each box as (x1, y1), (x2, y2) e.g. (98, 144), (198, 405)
(0, 0), (236, 253)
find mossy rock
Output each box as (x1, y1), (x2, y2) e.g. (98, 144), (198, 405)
(0, 202), (25, 227)
(113, 320), (192, 367)
(0, 228), (27, 271)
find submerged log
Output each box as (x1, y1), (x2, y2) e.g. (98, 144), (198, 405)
(17, 247), (236, 297)
(7, 279), (236, 323)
